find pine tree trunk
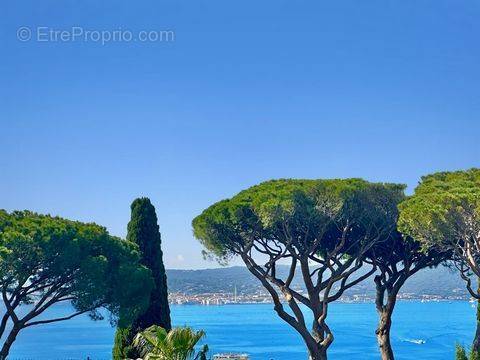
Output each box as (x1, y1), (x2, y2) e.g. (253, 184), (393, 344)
(375, 273), (402, 360)
(308, 320), (329, 360)
(472, 281), (480, 354)
(473, 318), (480, 354)
(308, 346), (328, 360)
(0, 325), (21, 360)
(376, 310), (394, 360)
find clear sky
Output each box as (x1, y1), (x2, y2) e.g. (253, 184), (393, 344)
(1, 0), (479, 269)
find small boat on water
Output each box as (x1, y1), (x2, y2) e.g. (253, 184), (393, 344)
(403, 338), (426, 345)
(213, 353), (250, 360)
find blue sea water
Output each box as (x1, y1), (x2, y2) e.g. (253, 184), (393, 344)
(4, 301), (476, 359)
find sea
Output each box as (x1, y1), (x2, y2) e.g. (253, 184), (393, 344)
(4, 301), (476, 360)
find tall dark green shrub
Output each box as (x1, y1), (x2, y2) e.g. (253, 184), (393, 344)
(113, 198), (171, 359)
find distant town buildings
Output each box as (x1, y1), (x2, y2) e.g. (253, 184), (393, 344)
(168, 288), (470, 305)
(169, 291), (273, 305)
(213, 354), (250, 360)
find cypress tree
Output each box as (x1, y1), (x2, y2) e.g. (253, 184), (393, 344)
(113, 198), (171, 359)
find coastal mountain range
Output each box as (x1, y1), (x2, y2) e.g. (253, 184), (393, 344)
(166, 265), (470, 299)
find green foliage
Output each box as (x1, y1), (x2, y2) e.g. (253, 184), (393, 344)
(456, 344), (468, 360)
(0, 210), (153, 326)
(471, 350), (480, 360)
(0, 210), (154, 357)
(455, 344), (480, 360)
(193, 178), (406, 262)
(113, 326), (136, 359)
(399, 170), (480, 360)
(398, 168), (480, 251)
(113, 198), (171, 359)
(133, 325), (208, 360)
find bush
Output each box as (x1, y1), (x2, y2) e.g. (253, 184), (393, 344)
(456, 344), (468, 360)
(113, 327), (136, 359)
(455, 344), (480, 360)
(471, 349), (480, 360)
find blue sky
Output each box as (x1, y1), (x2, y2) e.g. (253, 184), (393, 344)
(1, 0), (479, 268)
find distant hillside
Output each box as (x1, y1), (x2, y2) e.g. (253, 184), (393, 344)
(166, 265), (470, 298)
